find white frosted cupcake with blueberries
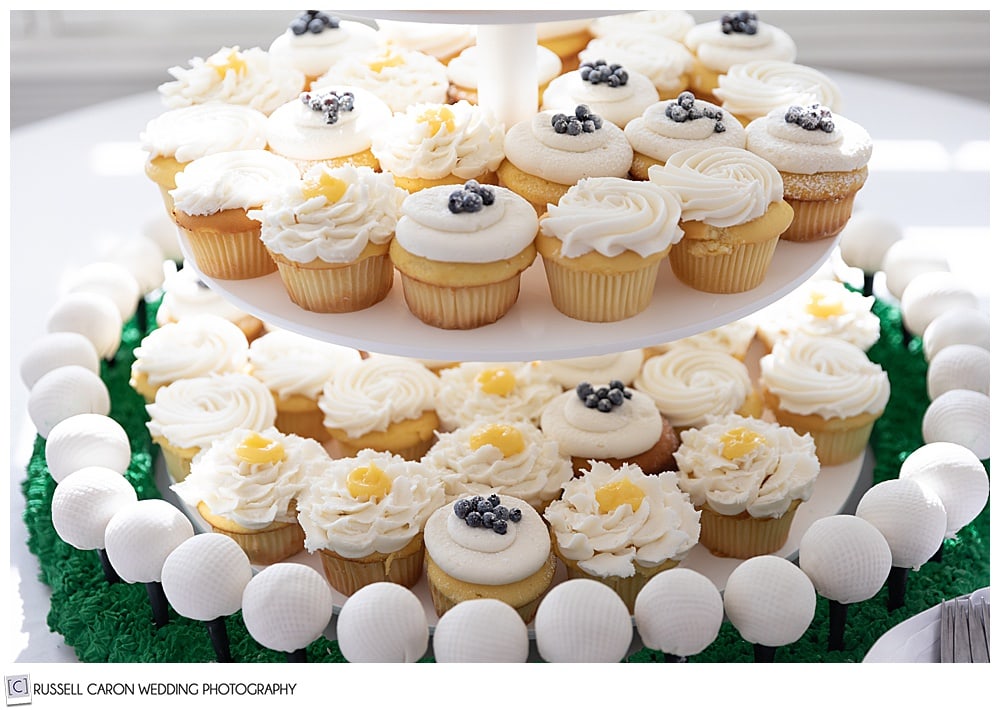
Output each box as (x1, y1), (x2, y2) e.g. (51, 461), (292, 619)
(578, 33), (694, 101)
(268, 11), (380, 85)
(541, 59), (660, 129)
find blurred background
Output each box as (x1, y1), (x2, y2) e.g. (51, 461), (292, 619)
(9, 9), (990, 128)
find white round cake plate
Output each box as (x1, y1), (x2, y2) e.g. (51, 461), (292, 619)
(180, 234), (839, 361)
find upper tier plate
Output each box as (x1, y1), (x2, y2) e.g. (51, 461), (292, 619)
(182, 233), (838, 362)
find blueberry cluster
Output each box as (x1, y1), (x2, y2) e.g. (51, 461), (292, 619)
(576, 381), (632, 412)
(290, 10), (340, 35)
(665, 91), (727, 133)
(720, 11), (758, 35)
(447, 180), (496, 214)
(300, 90), (355, 125)
(552, 105), (604, 135)
(784, 103), (836, 133)
(453, 494), (522, 535)
(579, 59), (629, 87)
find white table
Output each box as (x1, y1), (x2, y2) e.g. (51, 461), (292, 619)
(7, 70), (989, 662)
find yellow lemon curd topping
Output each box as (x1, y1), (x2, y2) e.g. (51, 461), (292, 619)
(805, 291), (846, 319)
(235, 432), (286, 465)
(720, 427), (767, 460)
(417, 106), (456, 136)
(595, 478), (646, 514)
(211, 49), (247, 79)
(470, 424), (526, 458)
(347, 463), (393, 502)
(368, 51), (405, 73)
(476, 367), (517, 397)
(303, 172), (348, 203)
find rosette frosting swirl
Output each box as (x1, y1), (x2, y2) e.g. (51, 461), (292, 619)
(313, 47), (449, 113)
(248, 328), (362, 400)
(140, 104), (268, 162)
(131, 314), (249, 387)
(579, 35), (693, 96)
(170, 149), (300, 216)
(714, 60), (842, 120)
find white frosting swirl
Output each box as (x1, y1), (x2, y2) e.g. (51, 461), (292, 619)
(673, 414), (819, 518)
(172, 426), (329, 529)
(634, 347), (753, 429)
(156, 261), (258, 326)
(590, 11), (696, 42)
(424, 494), (551, 585)
(249, 164), (404, 264)
(759, 334), (891, 419)
(714, 60), (842, 120)
(435, 361), (563, 432)
(313, 47), (449, 113)
(448, 45), (561, 89)
(544, 461), (700, 577)
(503, 110), (633, 187)
(265, 85), (391, 161)
(542, 69), (660, 128)
(538, 350), (645, 389)
(424, 421), (573, 511)
(159, 46), (305, 115)
(647, 146), (784, 227)
(248, 328), (362, 400)
(296, 449), (445, 557)
(624, 98), (746, 161)
(268, 21), (380, 78)
(170, 149), (300, 216)
(755, 278), (881, 351)
(539, 176), (683, 258)
(394, 184), (537, 263)
(131, 314), (248, 388)
(318, 354), (439, 439)
(539, 388), (662, 460)
(745, 107), (873, 174)
(140, 104), (268, 162)
(145, 373), (277, 450)
(648, 318), (757, 358)
(579, 35), (694, 96)
(370, 100), (504, 181)
(684, 20), (796, 73)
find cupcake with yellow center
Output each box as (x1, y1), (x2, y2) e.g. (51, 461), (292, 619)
(318, 354), (440, 460)
(673, 413), (819, 558)
(423, 420), (573, 514)
(249, 163), (405, 313)
(296, 449), (446, 596)
(268, 11), (380, 86)
(434, 361), (563, 433)
(447, 44), (562, 106)
(389, 181), (537, 330)
(577, 34), (694, 101)
(541, 59), (660, 129)
(171, 427), (329, 565)
(543, 461), (700, 612)
(371, 101), (505, 193)
(264, 86), (392, 173)
(536, 175), (683, 322)
(424, 493), (556, 623)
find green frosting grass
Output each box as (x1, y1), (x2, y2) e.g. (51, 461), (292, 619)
(21, 291), (989, 663)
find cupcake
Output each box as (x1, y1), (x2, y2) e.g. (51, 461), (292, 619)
(435, 361), (563, 432)
(498, 105), (633, 214)
(759, 334), (890, 465)
(745, 104), (872, 242)
(296, 449), (445, 596)
(539, 381), (679, 477)
(578, 34), (694, 101)
(158, 45), (305, 115)
(370, 100), (505, 193)
(264, 86), (392, 173)
(447, 44), (562, 106)
(647, 145), (793, 294)
(424, 493), (556, 623)
(247, 328), (363, 442)
(673, 413), (820, 558)
(633, 346), (762, 431)
(536, 176), (683, 322)
(389, 181), (537, 330)
(537, 349), (646, 390)
(683, 12), (796, 102)
(129, 314), (249, 404)
(589, 11), (695, 44)
(268, 11), (380, 85)
(643, 317), (758, 361)
(423, 420), (573, 514)
(541, 59), (660, 129)
(318, 354), (441, 460)
(170, 149), (299, 280)
(171, 427), (328, 564)
(312, 45), (449, 113)
(544, 461), (701, 612)
(713, 59), (843, 126)
(139, 103), (268, 216)
(249, 163), (405, 313)
(624, 91), (746, 180)
(536, 19), (593, 73)
(145, 373), (277, 483)
(155, 260), (265, 341)
(375, 19), (476, 65)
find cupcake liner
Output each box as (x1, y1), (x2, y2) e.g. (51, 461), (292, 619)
(397, 272), (522, 329)
(557, 550), (680, 613)
(540, 257), (660, 322)
(698, 499), (802, 559)
(764, 390), (880, 466)
(669, 235), (779, 294)
(154, 438), (198, 483)
(318, 535), (424, 597)
(274, 401), (330, 443)
(205, 520), (306, 566)
(780, 192), (860, 242)
(273, 253), (394, 313)
(179, 226), (276, 280)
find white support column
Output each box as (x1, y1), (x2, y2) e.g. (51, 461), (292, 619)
(475, 23), (538, 131)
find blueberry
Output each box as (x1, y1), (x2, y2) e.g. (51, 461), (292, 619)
(819, 118), (835, 133)
(476, 499), (494, 514)
(509, 508), (522, 522)
(454, 499), (472, 518)
(482, 511), (496, 527)
(466, 511), (483, 527)
(596, 387), (609, 399)
(800, 113), (820, 130)
(589, 71), (602, 84)
(448, 191), (465, 214)
(469, 495), (484, 508)
(487, 494), (501, 507)
(552, 113), (568, 127)
(668, 104), (689, 122)
(608, 389), (624, 406)
(478, 186), (495, 205)
(623, 389), (632, 399)
(566, 120), (582, 136)
(584, 393), (599, 408)
(576, 382), (593, 400)
(494, 506), (509, 521)
(609, 380), (625, 391)
(308, 17), (326, 33)
(575, 105), (591, 120)
(714, 121), (727, 133)
(582, 119), (596, 132)
(464, 179), (481, 191)
(678, 91), (695, 109)
(606, 75), (620, 87)
(553, 117), (568, 134)
(291, 20), (309, 35)
(492, 520), (508, 535)
(597, 398), (613, 412)
(591, 115), (603, 129)
(461, 191), (484, 212)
